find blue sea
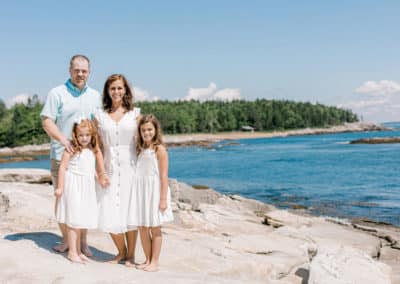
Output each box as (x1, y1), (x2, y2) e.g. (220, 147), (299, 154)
(2, 122), (400, 225)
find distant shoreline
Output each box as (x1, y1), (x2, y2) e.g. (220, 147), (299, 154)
(164, 121), (388, 146)
(0, 122), (388, 158)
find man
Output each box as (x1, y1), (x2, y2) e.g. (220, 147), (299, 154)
(41, 55), (101, 255)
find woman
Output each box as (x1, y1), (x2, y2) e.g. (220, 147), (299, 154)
(94, 74), (140, 266)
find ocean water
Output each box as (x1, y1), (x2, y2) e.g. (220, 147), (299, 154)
(2, 124), (400, 225)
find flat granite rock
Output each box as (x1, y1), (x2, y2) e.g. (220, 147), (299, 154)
(0, 168), (52, 184)
(309, 245), (392, 284)
(0, 173), (398, 283)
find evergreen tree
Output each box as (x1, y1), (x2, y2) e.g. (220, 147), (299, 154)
(0, 97), (359, 147)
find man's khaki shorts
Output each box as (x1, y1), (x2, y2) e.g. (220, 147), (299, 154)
(50, 159), (61, 189)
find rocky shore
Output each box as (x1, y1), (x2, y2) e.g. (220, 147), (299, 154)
(0, 122), (389, 161)
(0, 169), (398, 283)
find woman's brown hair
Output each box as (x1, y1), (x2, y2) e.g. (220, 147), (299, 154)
(71, 119), (99, 154)
(136, 114), (165, 156)
(102, 74), (134, 113)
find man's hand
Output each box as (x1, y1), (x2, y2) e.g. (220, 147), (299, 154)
(61, 138), (74, 154)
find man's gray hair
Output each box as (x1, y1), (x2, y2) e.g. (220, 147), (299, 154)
(70, 54), (90, 68)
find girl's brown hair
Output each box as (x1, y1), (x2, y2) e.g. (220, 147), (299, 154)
(71, 119), (99, 153)
(102, 74), (134, 113)
(136, 114), (165, 156)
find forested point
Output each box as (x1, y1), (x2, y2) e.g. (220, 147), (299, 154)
(0, 96), (358, 147)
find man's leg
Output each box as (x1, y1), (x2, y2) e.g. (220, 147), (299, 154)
(51, 159), (69, 253)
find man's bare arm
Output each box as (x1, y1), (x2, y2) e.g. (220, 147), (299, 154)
(42, 116), (74, 153)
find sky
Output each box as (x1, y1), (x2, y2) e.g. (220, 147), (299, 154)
(1, 0), (400, 122)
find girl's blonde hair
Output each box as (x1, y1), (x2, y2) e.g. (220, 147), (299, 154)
(136, 114), (164, 155)
(71, 119), (99, 153)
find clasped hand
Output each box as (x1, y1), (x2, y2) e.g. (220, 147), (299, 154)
(98, 173), (110, 188)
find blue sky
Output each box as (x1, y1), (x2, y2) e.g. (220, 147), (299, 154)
(1, 1), (400, 122)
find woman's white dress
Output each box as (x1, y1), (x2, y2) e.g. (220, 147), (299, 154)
(56, 149), (98, 229)
(95, 108), (140, 234)
(128, 148), (174, 227)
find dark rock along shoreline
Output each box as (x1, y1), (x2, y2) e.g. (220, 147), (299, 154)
(350, 137), (400, 144)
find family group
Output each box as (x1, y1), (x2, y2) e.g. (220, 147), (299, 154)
(40, 54), (173, 272)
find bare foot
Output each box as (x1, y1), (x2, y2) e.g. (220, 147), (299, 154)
(125, 258), (136, 267)
(135, 262), (149, 270)
(79, 253), (90, 262)
(52, 243), (68, 253)
(81, 244), (93, 257)
(143, 264), (158, 272)
(68, 254), (85, 264)
(107, 254), (126, 264)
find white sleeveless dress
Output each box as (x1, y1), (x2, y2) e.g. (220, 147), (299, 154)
(95, 108), (140, 234)
(56, 149), (98, 229)
(127, 149), (174, 227)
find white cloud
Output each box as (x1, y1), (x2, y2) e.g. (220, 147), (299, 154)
(6, 94), (30, 108)
(340, 81), (400, 122)
(133, 87), (159, 102)
(182, 82), (242, 101)
(354, 80), (400, 96)
(214, 88), (242, 101)
(184, 82), (218, 101)
(338, 98), (388, 109)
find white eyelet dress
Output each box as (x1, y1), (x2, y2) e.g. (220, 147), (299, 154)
(56, 149), (98, 229)
(95, 108), (140, 234)
(127, 148), (174, 227)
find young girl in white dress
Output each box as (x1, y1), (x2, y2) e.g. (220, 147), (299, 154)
(55, 118), (109, 263)
(127, 114), (173, 272)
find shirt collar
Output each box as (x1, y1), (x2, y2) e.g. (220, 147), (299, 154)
(65, 79), (88, 96)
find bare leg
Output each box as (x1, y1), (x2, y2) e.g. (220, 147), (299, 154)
(67, 227), (84, 263)
(53, 198), (68, 253)
(108, 233), (127, 263)
(136, 227), (151, 269)
(75, 232), (88, 261)
(80, 229), (92, 257)
(144, 227), (162, 272)
(125, 230), (138, 267)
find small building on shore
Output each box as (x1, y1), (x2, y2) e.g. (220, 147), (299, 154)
(241, 125), (254, 132)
